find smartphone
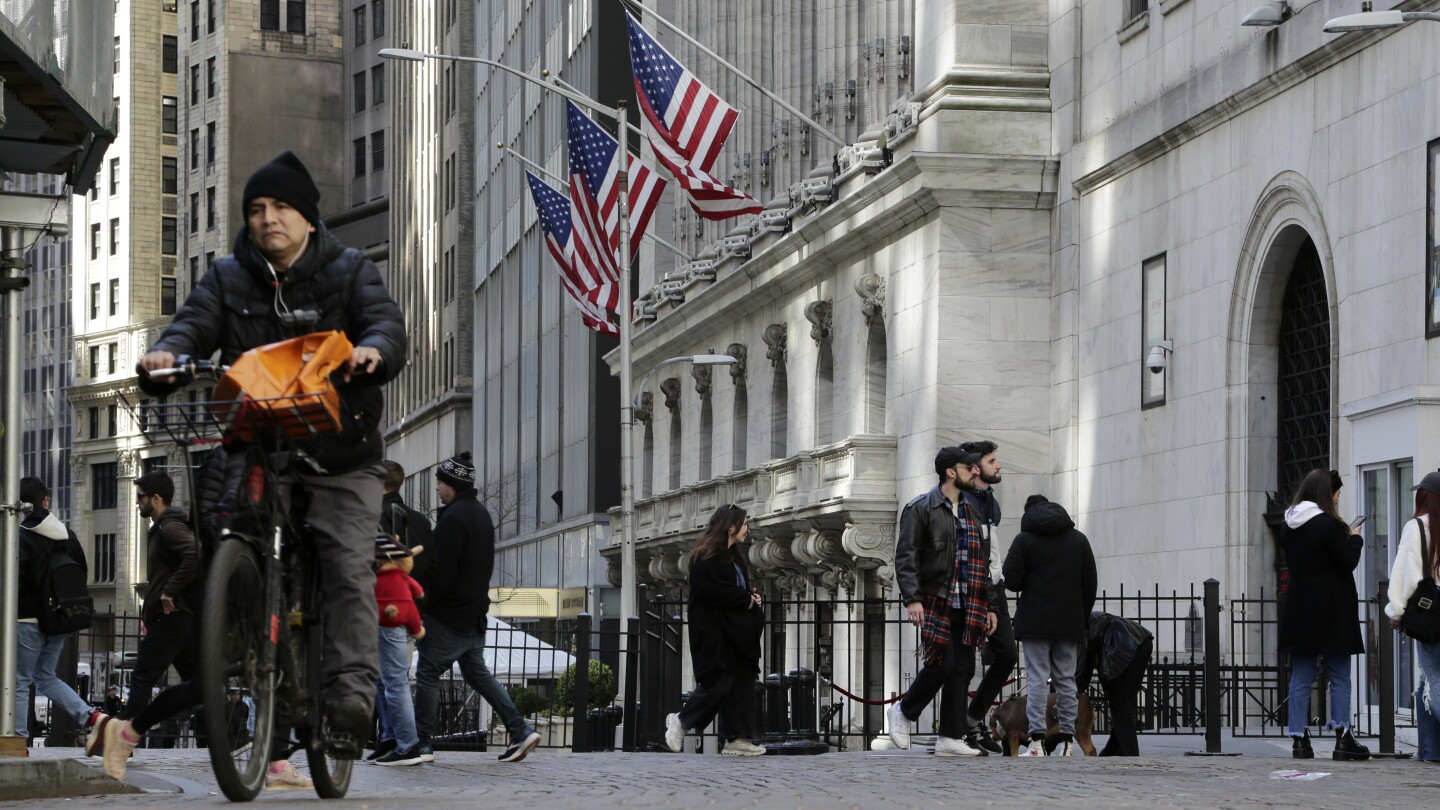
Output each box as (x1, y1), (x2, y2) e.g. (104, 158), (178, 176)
(1350, 515), (1368, 530)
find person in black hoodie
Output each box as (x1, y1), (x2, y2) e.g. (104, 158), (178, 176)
(661, 504), (766, 756)
(138, 151), (407, 758)
(1278, 468), (1370, 761)
(413, 452), (540, 764)
(1076, 611), (1153, 756)
(1003, 494), (1097, 757)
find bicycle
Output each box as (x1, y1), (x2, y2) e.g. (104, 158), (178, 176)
(136, 338), (364, 801)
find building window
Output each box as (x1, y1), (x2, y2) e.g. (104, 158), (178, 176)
(1124, 0), (1149, 24)
(89, 282), (100, 319)
(353, 137), (366, 177)
(1141, 253), (1167, 408)
(190, 0), (199, 40)
(108, 343), (117, 375)
(444, 155), (454, 210)
(162, 156), (177, 195)
(371, 64), (384, 106)
(354, 6), (366, 44)
(260, 0), (279, 30)
(190, 63), (199, 104)
(373, 0), (384, 37)
(1428, 138), (1440, 337)
(206, 122), (216, 164)
(353, 71), (366, 113)
(113, 36), (120, 74)
(162, 217), (177, 255)
(207, 0), (215, 33)
(189, 193), (199, 233)
(162, 96), (177, 134)
(371, 129), (385, 172)
(109, 157), (119, 195)
(286, 0), (305, 33)
(107, 404), (117, 437)
(444, 65), (453, 120)
(94, 534), (116, 583)
(109, 218), (120, 256)
(92, 462), (117, 510)
(190, 128), (199, 169)
(108, 279), (119, 316)
(161, 277), (177, 315)
(162, 35), (177, 73)
(206, 187), (216, 230)
(88, 406), (99, 437)
(89, 345), (99, 378)
(207, 57), (216, 98)
(189, 256), (200, 288)
(164, 0), (177, 12)
(90, 223), (100, 260)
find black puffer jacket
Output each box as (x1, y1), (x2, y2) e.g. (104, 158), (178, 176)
(143, 224), (406, 473)
(418, 489), (494, 634)
(1003, 501), (1097, 642)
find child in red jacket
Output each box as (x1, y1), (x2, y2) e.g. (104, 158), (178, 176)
(373, 535), (425, 764)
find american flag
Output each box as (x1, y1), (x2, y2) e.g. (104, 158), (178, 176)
(566, 101), (666, 314)
(627, 13), (736, 175)
(524, 171), (618, 336)
(642, 116), (761, 220)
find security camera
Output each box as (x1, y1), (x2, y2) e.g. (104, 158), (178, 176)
(1146, 341), (1173, 374)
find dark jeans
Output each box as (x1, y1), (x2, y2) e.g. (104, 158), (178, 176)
(414, 617), (534, 745)
(127, 610), (197, 722)
(967, 589), (1016, 725)
(1099, 638), (1152, 757)
(678, 671), (755, 742)
(899, 609), (977, 739)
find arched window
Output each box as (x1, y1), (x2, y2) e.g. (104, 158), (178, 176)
(865, 317), (886, 433)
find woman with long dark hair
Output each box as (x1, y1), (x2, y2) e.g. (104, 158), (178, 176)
(1387, 472), (1440, 751)
(1277, 468), (1370, 761)
(661, 504), (766, 756)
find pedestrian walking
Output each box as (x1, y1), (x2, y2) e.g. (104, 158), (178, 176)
(958, 439), (1011, 754)
(1388, 471), (1440, 755)
(662, 504), (766, 757)
(1003, 494), (1097, 757)
(1277, 468), (1370, 761)
(887, 447), (996, 757)
(380, 460), (434, 582)
(14, 477), (108, 743)
(413, 452), (541, 764)
(371, 535), (425, 766)
(125, 472), (201, 725)
(1075, 611), (1152, 756)
(100, 685), (123, 718)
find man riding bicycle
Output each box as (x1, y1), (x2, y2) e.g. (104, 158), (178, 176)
(139, 151), (406, 759)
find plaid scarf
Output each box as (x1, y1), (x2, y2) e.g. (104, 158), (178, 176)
(919, 498), (989, 665)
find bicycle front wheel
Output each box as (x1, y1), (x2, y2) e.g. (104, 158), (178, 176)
(201, 539), (275, 802)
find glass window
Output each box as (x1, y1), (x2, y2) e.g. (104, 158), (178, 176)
(162, 217), (177, 255)
(207, 0), (215, 33)
(89, 282), (99, 319)
(107, 403), (117, 436)
(354, 6), (366, 45)
(162, 96), (178, 134)
(88, 406), (99, 437)
(1362, 462), (1416, 711)
(260, 0), (279, 30)
(371, 130), (385, 172)
(113, 36), (120, 74)
(161, 277), (177, 315)
(353, 137), (366, 177)
(90, 224), (100, 260)
(207, 57), (216, 98)
(286, 0), (305, 33)
(190, 128), (199, 169)
(189, 192), (199, 233)
(189, 63), (199, 104)
(108, 343), (117, 375)
(206, 187), (216, 230)
(191, 0), (199, 40)
(109, 218), (119, 255)
(108, 279), (119, 316)
(372, 63), (384, 106)
(353, 71), (366, 113)
(373, 0), (384, 38)
(206, 122), (216, 164)
(162, 35), (177, 73)
(109, 157), (119, 195)
(1428, 138), (1440, 338)
(91, 463), (118, 510)
(162, 156), (177, 195)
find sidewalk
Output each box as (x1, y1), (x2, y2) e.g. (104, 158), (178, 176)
(7, 734), (1430, 809)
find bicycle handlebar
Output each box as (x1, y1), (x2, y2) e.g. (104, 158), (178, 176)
(138, 356), (229, 384)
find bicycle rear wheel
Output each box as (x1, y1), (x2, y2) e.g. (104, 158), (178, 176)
(307, 744), (353, 798)
(201, 539), (275, 802)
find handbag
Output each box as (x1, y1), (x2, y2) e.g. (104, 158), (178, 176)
(1401, 519), (1440, 644)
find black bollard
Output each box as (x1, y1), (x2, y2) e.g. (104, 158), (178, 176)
(789, 668), (818, 739)
(763, 673), (790, 743)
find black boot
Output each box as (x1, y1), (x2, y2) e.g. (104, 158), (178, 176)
(1291, 729), (1314, 759)
(1332, 728), (1371, 761)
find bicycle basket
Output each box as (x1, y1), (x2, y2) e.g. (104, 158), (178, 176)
(211, 331), (353, 441)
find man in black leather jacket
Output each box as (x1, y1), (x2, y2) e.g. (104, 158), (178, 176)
(139, 151), (406, 760)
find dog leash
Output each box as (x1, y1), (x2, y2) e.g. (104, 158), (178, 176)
(821, 676), (1018, 706)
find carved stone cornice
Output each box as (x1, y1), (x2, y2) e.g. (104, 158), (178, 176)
(804, 300), (832, 345)
(762, 323), (787, 367)
(792, 528), (847, 571)
(726, 343), (747, 386)
(842, 522), (895, 569)
(635, 391), (654, 424)
(854, 273), (885, 327)
(647, 552), (687, 585)
(659, 377), (682, 412)
(691, 364), (712, 398)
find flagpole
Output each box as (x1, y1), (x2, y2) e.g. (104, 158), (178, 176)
(616, 98), (638, 695)
(618, 1), (848, 147)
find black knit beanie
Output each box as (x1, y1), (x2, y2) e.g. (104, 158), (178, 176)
(436, 451), (476, 490)
(242, 151), (321, 226)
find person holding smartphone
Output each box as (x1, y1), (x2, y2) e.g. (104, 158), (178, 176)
(1277, 469), (1370, 761)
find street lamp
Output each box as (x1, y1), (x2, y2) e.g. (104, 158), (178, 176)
(377, 48), (620, 119)
(1324, 9), (1440, 32)
(634, 353), (738, 410)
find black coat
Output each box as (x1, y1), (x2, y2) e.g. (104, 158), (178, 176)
(1003, 502), (1097, 642)
(143, 224), (406, 473)
(143, 506), (200, 624)
(418, 489), (494, 634)
(381, 491), (434, 584)
(687, 552), (763, 682)
(1278, 511), (1364, 656)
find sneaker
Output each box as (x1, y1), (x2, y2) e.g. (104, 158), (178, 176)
(374, 745), (425, 766)
(721, 738), (767, 757)
(963, 721), (1002, 755)
(1020, 738), (1047, 757)
(887, 703), (911, 750)
(498, 730), (541, 763)
(663, 713), (685, 753)
(367, 738), (396, 762)
(1333, 728), (1371, 761)
(416, 742), (435, 763)
(264, 760), (313, 791)
(87, 717), (139, 780)
(1292, 729), (1314, 759)
(934, 735), (983, 757)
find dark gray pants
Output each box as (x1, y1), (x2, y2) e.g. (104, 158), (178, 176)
(218, 453), (383, 709)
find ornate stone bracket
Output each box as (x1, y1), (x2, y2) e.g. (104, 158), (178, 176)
(117, 449), (138, 478)
(844, 522), (896, 592)
(804, 300), (832, 345)
(854, 272), (885, 327)
(635, 391), (654, 425)
(70, 453), (86, 485)
(762, 323), (788, 367)
(691, 364), (712, 397)
(727, 343), (748, 386)
(659, 377), (682, 412)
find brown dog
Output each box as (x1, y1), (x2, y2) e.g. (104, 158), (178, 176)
(988, 692), (1097, 756)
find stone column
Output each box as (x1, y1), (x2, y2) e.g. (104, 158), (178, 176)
(114, 449), (140, 617)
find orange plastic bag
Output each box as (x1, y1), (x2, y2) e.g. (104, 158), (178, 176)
(211, 331), (354, 440)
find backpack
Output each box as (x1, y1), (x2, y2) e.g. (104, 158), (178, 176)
(28, 531), (94, 634)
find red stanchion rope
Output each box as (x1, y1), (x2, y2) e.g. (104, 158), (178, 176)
(825, 677), (1019, 706)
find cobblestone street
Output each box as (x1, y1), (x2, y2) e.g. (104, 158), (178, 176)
(12, 737), (1439, 809)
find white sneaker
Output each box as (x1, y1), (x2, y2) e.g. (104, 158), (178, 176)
(934, 735), (983, 757)
(1053, 739), (1073, 756)
(663, 713), (685, 753)
(1020, 738), (1047, 757)
(721, 738), (767, 757)
(264, 760), (313, 790)
(887, 703), (911, 750)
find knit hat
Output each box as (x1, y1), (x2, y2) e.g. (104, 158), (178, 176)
(1024, 494), (1050, 512)
(436, 451), (476, 490)
(934, 446), (984, 476)
(242, 151), (321, 226)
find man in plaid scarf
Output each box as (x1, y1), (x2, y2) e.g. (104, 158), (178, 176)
(887, 447), (997, 757)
